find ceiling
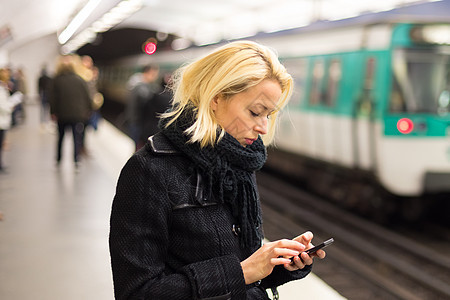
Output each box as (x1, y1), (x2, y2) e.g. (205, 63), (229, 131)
(0, 0), (442, 53)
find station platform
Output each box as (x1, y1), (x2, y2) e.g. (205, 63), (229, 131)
(0, 102), (346, 300)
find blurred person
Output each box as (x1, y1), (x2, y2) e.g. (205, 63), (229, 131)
(0, 68), (21, 172)
(140, 74), (172, 140)
(10, 68), (27, 126)
(80, 56), (103, 131)
(0, 68), (13, 172)
(125, 64), (159, 150)
(126, 71), (143, 91)
(87, 66), (103, 131)
(38, 66), (52, 126)
(14, 68), (27, 96)
(0, 68), (13, 221)
(109, 41), (326, 300)
(5, 67), (15, 93)
(77, 55), (102, 156)
(49, 55), (93, 168)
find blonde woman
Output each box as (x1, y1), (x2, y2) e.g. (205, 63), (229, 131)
(109, 41), (326, 299)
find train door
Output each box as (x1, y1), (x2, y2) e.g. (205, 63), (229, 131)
(308, 57), (342, 161)
(353, 56), (378, 171)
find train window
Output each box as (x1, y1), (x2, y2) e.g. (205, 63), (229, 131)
(309, 60), (325, 106)
(391, 48), (450, 114)
(325, 59), (342, 107)
(281, 58), (307, 106)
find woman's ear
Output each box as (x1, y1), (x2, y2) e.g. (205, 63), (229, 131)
(211, 94), (220, 111)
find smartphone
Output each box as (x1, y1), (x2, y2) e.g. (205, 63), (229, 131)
(290, 238), (334, 262)
(304, 238), (334, 255)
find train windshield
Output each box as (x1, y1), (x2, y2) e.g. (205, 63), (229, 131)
(391, 48), (450, 115)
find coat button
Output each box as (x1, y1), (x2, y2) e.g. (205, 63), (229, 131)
(232, 224), (241, 236)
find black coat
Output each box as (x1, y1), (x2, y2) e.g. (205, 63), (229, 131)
(49, 72), (92, 122)
(109, 133), (311, 299)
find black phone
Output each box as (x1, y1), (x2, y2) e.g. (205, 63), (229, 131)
(304, 238), (334, 255)
(290, 238), (334, 262)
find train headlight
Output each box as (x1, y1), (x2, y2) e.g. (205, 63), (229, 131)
(397, 118), (414, 134)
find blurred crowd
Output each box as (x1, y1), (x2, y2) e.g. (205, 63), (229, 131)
(0, 54), (103, 174)
(0, 53), (174, 223)
(1, 52), (176, 176)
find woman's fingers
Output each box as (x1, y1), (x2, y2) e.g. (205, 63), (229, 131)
(293, 231), (314, 246)
(273, 247), (300, 258)
(271, 256), (292, 265)
(315, 249), (326, 259)
(272, 239), (305, 251)
(285, 255), (305, 271)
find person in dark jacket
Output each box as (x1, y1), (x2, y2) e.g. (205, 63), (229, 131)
(38, 66), (52, 125)
(109, 41), (326, 300)
(140, 74), (172, 140)
(125, 64), (159, 150)
(49, 55), (92, 167)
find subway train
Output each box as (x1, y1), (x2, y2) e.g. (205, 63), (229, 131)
(96, 4), (450, 221)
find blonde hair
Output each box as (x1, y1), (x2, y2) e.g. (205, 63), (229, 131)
(0, 68), (9, 83)
(55, 55), (77, 75)
(162, 40), (293, 147)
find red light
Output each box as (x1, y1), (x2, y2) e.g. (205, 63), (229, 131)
(144, 42), (157, 55)
(397, 118), (414, 134)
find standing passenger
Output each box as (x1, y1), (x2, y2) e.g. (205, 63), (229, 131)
(10, 68), (27, 126)
(109, 41), (326, 299)
(0, 68), (14, 172)
(77, 55), (101, 156)
(125, 64), (159, 150)
(140, 74), (172, 140)
(38, 66), (52, 126)
(49, 55), (92, 168)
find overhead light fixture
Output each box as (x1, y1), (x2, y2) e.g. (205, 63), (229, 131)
(61, 0), (143, 54)
(91, 0), (143, 33)
(58, 0), (102, 44)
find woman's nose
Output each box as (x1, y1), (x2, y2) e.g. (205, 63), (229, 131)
(254, 117), (268, 135)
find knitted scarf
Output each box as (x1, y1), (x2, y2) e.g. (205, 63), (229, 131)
(160, 108), (267, 249)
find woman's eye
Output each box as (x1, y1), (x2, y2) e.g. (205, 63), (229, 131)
(250, 111), (259, 117)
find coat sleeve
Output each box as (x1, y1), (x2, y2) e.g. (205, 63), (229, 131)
(261, 264), (312, 289)
(109, 154), (249, 300)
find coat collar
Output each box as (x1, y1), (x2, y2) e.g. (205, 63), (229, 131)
(147, 132), (180, 154)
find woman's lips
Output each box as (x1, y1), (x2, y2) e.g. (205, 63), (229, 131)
(245, 138), (256, 145)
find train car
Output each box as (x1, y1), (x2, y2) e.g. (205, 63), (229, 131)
(262, 21), (450, 221)
(96, 1), (450, 221)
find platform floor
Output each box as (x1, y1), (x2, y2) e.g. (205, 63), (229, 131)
(0, 103), (346, 300)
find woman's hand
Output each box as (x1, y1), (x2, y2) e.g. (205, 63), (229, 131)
(284, 231), (326, 272)
(240, 231), (328, 284)
(240, 238), (304, 284)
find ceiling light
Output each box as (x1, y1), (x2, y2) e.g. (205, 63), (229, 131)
(61, 0), (144, 53)
(58, 0), (102, 44)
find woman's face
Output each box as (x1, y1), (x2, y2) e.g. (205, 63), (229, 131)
(211, 79), (282, 147)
